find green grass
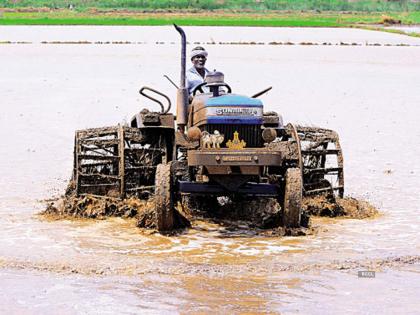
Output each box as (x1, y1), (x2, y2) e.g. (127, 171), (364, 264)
(1, 11), (419, 26)
(0, 12), (346, 27)
(0, 19), (340, 27)
(1, 0), (420, 12)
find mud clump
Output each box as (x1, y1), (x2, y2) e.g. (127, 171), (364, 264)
(42, 192), (151, 220)
(42, 180), (155, 221)
(135, 200), (158, 229)
(303, 195), (378, 219)
(337, 197), (379, 219)
(303, 195), (344, 217)
(42, 188), (186, 231)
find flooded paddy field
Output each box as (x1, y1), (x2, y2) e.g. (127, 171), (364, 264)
(0, 26), (420, 314)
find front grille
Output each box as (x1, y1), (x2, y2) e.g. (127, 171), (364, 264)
(204, 124), (262, 148)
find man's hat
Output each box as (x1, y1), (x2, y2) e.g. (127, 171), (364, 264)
(191, 46), (208, 59)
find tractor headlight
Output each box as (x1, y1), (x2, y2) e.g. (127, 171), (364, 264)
(262, 128), (277, 143)
(187, 126), (202, 141)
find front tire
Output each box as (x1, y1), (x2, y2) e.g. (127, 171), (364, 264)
(155, 162), (176, 231)
(282, 168), (303, 228)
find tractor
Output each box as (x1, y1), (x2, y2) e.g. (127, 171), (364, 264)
(72, 25), (344, 231)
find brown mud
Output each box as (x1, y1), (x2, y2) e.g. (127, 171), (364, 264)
(42, 184), (378, 235)
(303, 195), (379, 219)
(43, 194), (150, 220)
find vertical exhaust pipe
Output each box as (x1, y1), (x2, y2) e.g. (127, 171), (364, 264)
(174, 24), (189, 132)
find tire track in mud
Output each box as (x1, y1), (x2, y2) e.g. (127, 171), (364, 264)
(1, 255), (418, 277)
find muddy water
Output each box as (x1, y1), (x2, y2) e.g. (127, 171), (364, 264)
(1, 26), (420, 314)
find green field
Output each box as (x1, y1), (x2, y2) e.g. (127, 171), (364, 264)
(1, 0), (420, 12)
(0, 1), (419, 36)
(1, 10), (420, 27)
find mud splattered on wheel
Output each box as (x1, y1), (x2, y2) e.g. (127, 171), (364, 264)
(295, 126), (344, 198)
(282, 167), (303, 228)
(73, 125), (170, 199)
(154, 162), (176, 231)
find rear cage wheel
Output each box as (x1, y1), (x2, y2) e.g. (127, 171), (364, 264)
(73, 126), (173, 199)
(287, 124), (344, 199)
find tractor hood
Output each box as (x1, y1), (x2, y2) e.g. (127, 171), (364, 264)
(190, 93), (263, 127)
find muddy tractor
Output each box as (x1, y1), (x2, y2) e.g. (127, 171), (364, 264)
(72, 25), (344, 231)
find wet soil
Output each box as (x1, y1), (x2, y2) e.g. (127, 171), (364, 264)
(43, 189), (149, 220)
(42, 186), (379, 237)
(303, 195), (379, 219)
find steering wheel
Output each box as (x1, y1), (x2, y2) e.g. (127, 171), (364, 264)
(192, 82), (232, 96)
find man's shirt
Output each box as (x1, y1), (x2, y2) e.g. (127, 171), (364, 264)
(186, 66), (209, 95)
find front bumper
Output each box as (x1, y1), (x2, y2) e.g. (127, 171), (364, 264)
(188, 148), (282, 166)
(188, 148), (282, 175)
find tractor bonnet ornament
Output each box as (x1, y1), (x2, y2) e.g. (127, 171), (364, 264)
(226, 131), (246, 150)
(201, 130), (224, 149)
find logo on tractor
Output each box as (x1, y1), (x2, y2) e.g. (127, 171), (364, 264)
(226, 131), (246, 150)
(215, 108), (259, 116)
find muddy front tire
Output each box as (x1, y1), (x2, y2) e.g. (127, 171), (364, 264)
(282, 168), (303, 228)
(155, 162), (176, 232)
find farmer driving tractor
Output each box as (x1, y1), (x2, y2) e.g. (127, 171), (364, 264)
(186, 46), (210, 95)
